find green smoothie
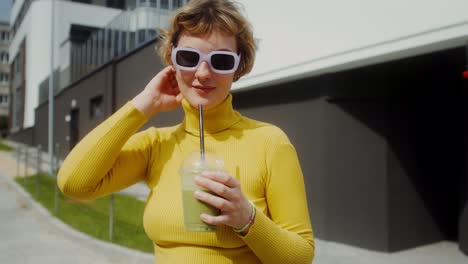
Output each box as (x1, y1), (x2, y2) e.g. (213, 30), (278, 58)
(179, 152), (224, 232)
(181, 189), (219, 231)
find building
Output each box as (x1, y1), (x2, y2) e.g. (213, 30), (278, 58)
(8, 0), (128, 134)
(9, 0), (468, 258)
(9, 0), (186, 136)
(0, 22), (10, 137)
(10, 0), (180, 134)
(232, 0), (468, 254)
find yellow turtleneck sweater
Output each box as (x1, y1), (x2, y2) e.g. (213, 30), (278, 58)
(58, 95), (314, 264)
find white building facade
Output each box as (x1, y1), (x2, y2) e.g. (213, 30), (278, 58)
(9, 0), (186, 132)
(9, 0), (122, 132)
(234, 0), (468, 91)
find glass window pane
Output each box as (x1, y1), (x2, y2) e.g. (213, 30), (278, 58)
(161, 0), (168, 9)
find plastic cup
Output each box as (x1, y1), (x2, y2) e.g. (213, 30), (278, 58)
(180, 151), (224, 232)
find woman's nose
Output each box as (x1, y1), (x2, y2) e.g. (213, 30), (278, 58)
(195, 61), (212, 80)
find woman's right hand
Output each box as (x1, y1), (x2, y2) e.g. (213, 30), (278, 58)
(131, 66), (183, 117)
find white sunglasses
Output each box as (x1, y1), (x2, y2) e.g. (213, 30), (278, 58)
(171, 47), (241, 74)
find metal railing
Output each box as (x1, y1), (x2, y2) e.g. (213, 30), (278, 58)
(15, 143), (116, 241)
(67, 6), (171, 86)
(16, 143), (61, 209)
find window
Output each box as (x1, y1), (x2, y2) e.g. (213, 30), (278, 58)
(1, 31), (9, 42)
(72, 0), (92, 4)
(0, 95), (8, 105)
(161, 0), (169, 9)
(0, 52), (8, 63)
(0, 72), (9, 84)
(173, 0), (185, 9)
(105, 0), (125, 9)
(89, 95), (103, 119)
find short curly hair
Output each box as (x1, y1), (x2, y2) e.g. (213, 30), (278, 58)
(158, 0), (256, 81)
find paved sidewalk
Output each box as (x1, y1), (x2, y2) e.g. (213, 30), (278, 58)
(0, 144), (20, 179)
(0, 172), (154, 264)
(314, 238), (467, 264)
(1, 141), (468, 263)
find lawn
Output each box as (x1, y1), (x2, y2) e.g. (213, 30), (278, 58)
(16, 173), (153, 253)
(0, 139), (12, 151)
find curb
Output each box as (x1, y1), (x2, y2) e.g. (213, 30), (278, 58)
(1, 173), (154, 263)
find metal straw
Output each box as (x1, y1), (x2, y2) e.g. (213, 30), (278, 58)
(198, 104), (205, 162)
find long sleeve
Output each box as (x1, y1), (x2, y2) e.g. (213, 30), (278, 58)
(241, 133), (315, 264)
(58, 102), (153, 200)
(57, 96), (314, 263)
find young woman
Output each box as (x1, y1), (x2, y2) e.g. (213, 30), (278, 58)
(58, 0), (314, 263)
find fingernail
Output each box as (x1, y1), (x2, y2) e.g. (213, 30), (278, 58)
(194, 176), (202, 182)
(200, 214), (207, 221)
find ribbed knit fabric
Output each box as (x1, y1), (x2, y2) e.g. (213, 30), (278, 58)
(58, 94), (314, 264)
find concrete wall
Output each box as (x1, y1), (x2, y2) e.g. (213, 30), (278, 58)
(114, 40), (184, 130)
(233, 74), (390, 250)
(234, 46), (467, 251)
(35, 64), (113, 157)
(8, 126), (33, 145)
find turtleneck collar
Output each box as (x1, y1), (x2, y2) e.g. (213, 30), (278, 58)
(180, 94), (241, 135)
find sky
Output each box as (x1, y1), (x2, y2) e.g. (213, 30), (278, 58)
(0, 0), (12, 24)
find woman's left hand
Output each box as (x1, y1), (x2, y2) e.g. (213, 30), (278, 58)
(194, 171), (251, 230)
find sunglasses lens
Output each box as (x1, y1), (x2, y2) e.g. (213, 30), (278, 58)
(211, 54), (235, 71)
(176, 50), (200, 67)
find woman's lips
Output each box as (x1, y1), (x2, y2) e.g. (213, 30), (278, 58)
(193, 85), (215, 95)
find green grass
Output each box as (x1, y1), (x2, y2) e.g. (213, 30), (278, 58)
(16, 173), (153, 253)
(0, 140), (12, 151)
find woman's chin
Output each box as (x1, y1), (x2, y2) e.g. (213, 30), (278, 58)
(186, 97), (210, 109)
